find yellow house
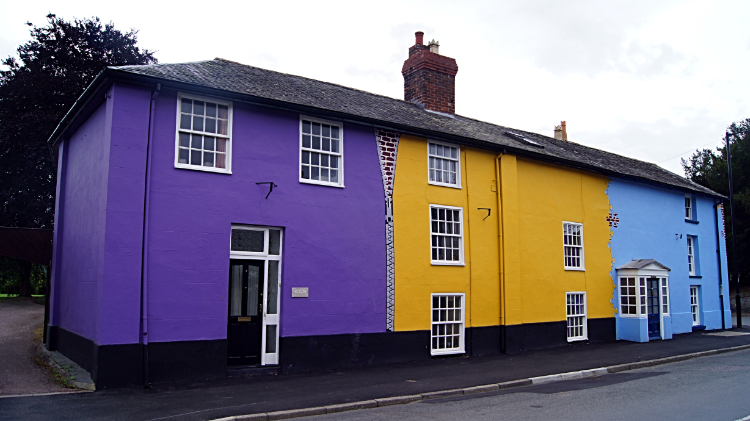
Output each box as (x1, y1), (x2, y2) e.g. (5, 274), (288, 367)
(389, 132), (614, 355)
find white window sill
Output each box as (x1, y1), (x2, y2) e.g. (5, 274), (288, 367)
(299, 178), (345, 188)
(567, 336), (588, 342)
(428, 180), (462, 189)
(431, 261), (466, 266)
(618, 314), (646, 318)
(175, 163), (231, 175)
(431, 348), (465, 356)
(564, 267), (586, 271)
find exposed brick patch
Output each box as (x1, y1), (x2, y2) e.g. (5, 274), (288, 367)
(375, 129), (400, 331)
(607, 212), (620, 228)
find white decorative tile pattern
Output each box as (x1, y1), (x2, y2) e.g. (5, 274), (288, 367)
(376, 129), (400, 331)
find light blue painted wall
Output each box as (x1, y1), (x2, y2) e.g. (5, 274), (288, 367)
(608, 178), (731, 342)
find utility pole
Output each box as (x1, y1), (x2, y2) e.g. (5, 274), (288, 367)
(726, 131), (742, 328)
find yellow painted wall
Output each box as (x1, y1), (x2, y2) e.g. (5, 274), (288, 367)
(507, 157), (614, 325)
(392, 134), (500, 331)
(392, 134), (614, 332)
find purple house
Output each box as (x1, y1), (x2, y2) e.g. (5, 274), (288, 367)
(46, 60), (412, 387)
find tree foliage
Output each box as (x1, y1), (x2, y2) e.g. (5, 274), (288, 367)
(682, 118), (750, 285)
(0, 13), (157, 229)
(0, 14), (156, 295)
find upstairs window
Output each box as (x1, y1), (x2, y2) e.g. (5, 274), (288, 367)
(176, 94), (231, 173)
(563, 222), (584, 270)
(428, 142), (460, 188)
(430, 205), (464, 265)
(685, 196), (693, 220)
(300, 117), (343, 187)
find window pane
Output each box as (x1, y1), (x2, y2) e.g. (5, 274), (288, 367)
(312, 122), (320, 135)
(247, 266), (259, 316)
(269, 230), (281, 255)
(331, 139), (339, 153)
(311, 153), (319, 165)
(331, 126), (339, 139)
(218, 104), (228, 119)
(302, 135), (311, 148)
(311, 166), (319, 180)
(330, 170), (338, 183)
(216, 153), (226, 169)
(194, 101), (205, 115)
(206, 102), (216, 117)
(181, 99), (192, 113)
(218, 120), (228, 135)
(312, 136), (321, 149)
(231, 229), (264, 252)
(191, 134), (202, 149)
(204, 136), (215, 151)
(190, 150), (201, 165)
(321, 154), (329, 167)
(320, 168), (329, 182)
(302, 151), (310, 164)
(265, 325), (277, 353)
(179, 133), (190, 147)
(203, 152), (214, 167)
(330, 156), (338, 169)
(180, 114), (191, 130)
(205, 118), (216, 133)
(267, 261), (279, 314)
(301, 165), (310, 179)
(193, 116), (204, 132)
(229, 264), (242, 316)
(322, 138), (330, 151)
(322, 125), (330, 137)
(302, 120), (311, 134)
(178, 148), (189, 164)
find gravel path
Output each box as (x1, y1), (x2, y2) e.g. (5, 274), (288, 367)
(0, 298), (68, 396)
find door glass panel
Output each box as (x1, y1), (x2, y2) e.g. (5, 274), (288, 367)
(231, 229), (265, 252)
(247, 266), (260, 316)
(269, 230), (281, 255)
(265, 325), (277, 353)
(267, 261), (279, 314)
(229, 265), (242, 316)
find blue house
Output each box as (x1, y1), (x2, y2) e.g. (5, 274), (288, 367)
(609, 178), (731, 342)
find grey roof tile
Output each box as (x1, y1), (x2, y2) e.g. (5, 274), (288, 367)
(111, 59), (720, 197)
(616, 259), (672, 271)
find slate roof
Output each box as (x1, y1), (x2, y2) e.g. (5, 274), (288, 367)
(616, 259), (672, 271)
(110, 58), (720, 197)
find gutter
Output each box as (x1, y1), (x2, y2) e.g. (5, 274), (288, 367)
(49, 68), (725, 200)
(140, 83), (160, 388)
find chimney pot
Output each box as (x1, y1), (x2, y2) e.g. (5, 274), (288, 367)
(554, 125), (563, 140)
(562, 121), (568, 141)
(415, 31), (424, 46)
(428, 39), (440, 54)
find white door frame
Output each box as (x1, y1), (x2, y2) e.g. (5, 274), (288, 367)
(229, 225), (283, 365)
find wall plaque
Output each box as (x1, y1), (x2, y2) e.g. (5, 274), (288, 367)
(292, 287), (309, 298)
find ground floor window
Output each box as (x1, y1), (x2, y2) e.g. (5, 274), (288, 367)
(431, 293), (465, 355)
(566, 292), (587, 341)
(690, 286), (700, 326)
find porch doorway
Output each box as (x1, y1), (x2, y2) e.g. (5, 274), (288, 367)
(647, 277), (661, 340)
(228, 226), (282, 366)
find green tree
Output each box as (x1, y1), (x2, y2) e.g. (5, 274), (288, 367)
(0, 14), (156, 295)
(682, 118), (750, 287)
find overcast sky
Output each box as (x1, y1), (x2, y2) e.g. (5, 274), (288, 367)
(2, 0), (749, 175)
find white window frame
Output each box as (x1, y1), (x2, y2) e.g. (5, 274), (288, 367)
(229, 225), (283, 365)
(562, 222), (585, 271)
(690, 286), (700, 326)
(660, 277), (670, 316)
(430, 293), (465, 356)
(566, 292), (588, 342)
(299, 115), (344, 188)
(687, 236), (696, 276)
(427, 141), (461, 188)
(685, 195), (693, 220)
(618, 276), (647, 317)
(429, 205), (465, 266)
(174, 93), (233, 174)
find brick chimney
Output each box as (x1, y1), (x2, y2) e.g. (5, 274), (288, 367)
(402, 31), (459, 115)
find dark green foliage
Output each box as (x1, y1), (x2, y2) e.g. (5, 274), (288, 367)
(0, 256), (46, 296)
(0, 14), (157, 295)
(682, 118), (750, 285)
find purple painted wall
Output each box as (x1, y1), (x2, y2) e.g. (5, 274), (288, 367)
(142, 90), (387, 343)
(52, 83), (152, 345)
(52, 98), (110, 343)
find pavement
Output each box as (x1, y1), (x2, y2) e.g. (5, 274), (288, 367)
(0, 298), (70, 396)
(2, 325), (750, 421)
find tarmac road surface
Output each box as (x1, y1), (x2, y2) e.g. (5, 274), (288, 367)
(301, 348), (750, 421)
(0, 298), (69, 396)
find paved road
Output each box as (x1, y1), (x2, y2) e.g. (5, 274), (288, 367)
(302, 348), (750, 421)
(1, 329), (749, 421)
(0, 298), (68, 396)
